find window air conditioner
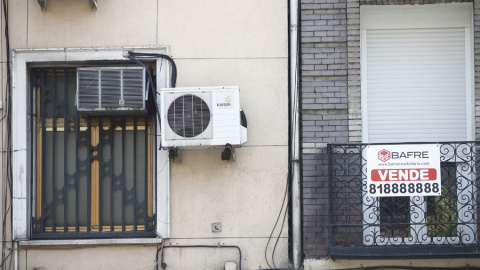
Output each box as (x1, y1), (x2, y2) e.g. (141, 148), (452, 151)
(160, 86), (247, 148)
(76, 67), (147, 114)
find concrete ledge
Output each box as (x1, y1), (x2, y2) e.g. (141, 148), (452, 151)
(19, 238), (162, 247)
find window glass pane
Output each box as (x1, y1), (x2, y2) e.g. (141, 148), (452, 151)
(65, 129), (77, 226)
(426, 163), (457, 237)
(124, 129), (135, 226)
(54, 73), (65, 114)
(43, 131), (53, 228)
(77, 169), (89, 227)
(77, 128), (89, 227)
(136, 128), (147, 225)
(380, 196), (410, 238)
(66, 73), (77, 119)
(33, 68), (154, 238)
(54, 131), (65, 227)
(112, 125), (123, 226)
(43, 75), (54, 118)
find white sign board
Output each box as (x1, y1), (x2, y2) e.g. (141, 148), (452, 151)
(366, 144), (441, 197)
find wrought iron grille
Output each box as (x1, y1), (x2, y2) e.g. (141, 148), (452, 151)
(30, 68), (156, 239)
(328, 142), (480, 254)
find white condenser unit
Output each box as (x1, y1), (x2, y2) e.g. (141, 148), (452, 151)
(76, 67), (147, 114)
(160, 86), (247, 148)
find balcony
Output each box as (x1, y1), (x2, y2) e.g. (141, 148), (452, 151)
(328, 142), (480, 258)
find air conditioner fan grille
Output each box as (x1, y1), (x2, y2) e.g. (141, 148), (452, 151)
(167, 94), (210, 138)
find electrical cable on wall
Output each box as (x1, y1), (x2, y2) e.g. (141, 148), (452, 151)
(156, 244), (242, 270)
(130, 52), (250, 270)
(127, 51), (177, 88)
(153, 233), (164, 270)
(264, 175), (289, 269)
(1, 0), (13, 269)
(263, 0), (301, 266)
(127, 51), (178, 149)
(263, 15), (300, 266)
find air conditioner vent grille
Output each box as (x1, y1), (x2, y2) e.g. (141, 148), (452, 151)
(167, 94), (211, 138)
(77, 67), (146, 113)
(122, 69), (145, 108)
(78, 69), (100, 108)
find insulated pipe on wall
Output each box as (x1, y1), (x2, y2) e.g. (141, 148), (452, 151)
(289, 0), (302, 268)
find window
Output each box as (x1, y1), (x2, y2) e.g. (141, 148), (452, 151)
(363, 148), (477, 246)
(359, 4), (475, 246)
(31, 68), (155, 238)
(377, 164), (460, 240)
(12, 48), (170, 241)
(328, 142), (479, 252)
(361, 7), (474, 142)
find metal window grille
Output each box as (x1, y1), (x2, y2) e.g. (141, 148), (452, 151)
(328, 142), (480, 257)
(30, 68), (156, 239)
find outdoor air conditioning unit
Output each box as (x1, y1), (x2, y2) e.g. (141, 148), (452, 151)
(160, 86), (247, 149)
(76, 67), (147, 114)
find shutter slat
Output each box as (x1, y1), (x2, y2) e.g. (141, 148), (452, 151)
(366, 28), (467, 143)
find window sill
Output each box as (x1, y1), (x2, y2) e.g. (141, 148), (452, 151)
(19, 237), (162, 247)
(329, 245), (480, 259)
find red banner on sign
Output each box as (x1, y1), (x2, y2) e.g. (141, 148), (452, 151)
(371, 168), (437, 182)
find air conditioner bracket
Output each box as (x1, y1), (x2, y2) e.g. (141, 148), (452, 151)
(168, 147), (181, 164)
(221, 144), (236, 162)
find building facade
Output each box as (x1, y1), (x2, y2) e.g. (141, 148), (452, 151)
(301, 0), (480, 268)
(0, 1), (290, 269)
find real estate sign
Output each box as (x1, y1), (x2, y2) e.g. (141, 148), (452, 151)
(366, 144), (441, 197)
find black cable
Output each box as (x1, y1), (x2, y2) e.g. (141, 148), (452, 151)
(1, 0), (12, 269)
(153, 233), (164, 270)
(240, 110), (247, 128)
(272, 185), (289, 269)
(126, 53), (168, 149)
(127, 51), (177, 88)
(264, 174), (289, 269)
(127, 51), (178, 149)
(264, 5), (300, 265)
(0, 252), (10, 269)
(156, 244), (242, 270)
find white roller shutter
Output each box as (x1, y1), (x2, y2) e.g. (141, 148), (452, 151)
(365, 28), (468, 143)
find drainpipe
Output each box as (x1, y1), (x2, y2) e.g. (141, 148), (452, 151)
(289, 0), (302, 268)
(14, 241), (18, 270)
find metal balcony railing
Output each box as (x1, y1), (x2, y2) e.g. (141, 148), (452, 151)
(328, 142), (480, 258)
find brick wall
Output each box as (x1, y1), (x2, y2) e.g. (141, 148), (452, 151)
(300, 0), (478, 260)
(301, 0), (349, 258)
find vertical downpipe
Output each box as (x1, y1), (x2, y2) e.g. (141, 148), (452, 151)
(289, 0), (302, 268)
(14, 241), (17, 270)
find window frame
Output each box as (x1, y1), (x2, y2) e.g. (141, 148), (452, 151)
(360, 3), (475, 143)
(363, 155), (477, 246)
(359, 4), (476, 246)
(12, 47), (171, 241)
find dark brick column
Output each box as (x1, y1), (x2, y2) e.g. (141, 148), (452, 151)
(300, 0), (349, 258)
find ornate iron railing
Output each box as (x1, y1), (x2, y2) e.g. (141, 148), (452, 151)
(328, 142), (480, 256)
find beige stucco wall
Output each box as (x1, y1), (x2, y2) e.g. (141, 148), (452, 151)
(4, 0), (289, 269)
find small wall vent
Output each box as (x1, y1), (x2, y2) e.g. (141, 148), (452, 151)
(76, 67), (147, 114)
